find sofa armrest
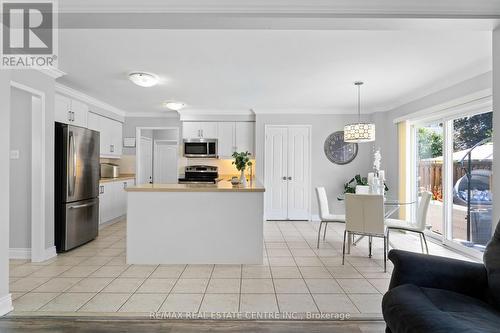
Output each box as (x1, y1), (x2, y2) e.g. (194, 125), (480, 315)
(388, 249), (488, 299)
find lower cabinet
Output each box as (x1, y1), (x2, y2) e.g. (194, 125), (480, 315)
(99, 179), (135, 225)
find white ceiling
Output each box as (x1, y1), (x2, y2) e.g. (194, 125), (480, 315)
(57, 29), (491, 116)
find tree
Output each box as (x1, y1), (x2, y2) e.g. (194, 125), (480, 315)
(453, 112), (493, 151)
(418, 127), (443, 159)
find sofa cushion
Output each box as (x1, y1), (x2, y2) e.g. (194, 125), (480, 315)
(483, 219), (500, 310)
(383, 284), (500, 333)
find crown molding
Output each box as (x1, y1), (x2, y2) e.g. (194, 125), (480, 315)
(59, 0), (500, 16)
(125, 111), (180, 118)
(55, 83), (127, 117)
(36, 67), (66, 79)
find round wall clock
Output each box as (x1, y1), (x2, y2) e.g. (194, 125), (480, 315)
(324, 131), (358, 165)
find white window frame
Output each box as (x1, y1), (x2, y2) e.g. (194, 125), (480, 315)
(406, 96), (492, 260)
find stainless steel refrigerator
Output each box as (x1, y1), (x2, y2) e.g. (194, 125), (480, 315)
(55, 123), (100, 252)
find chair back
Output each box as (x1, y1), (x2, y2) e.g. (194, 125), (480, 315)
(415, 191), (432, 231)
(484, 219), (500, 309)
(316, 187), (330, 220)
(345, 194), (385, 235)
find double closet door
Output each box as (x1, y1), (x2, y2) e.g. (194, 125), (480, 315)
(264, 125), (311, 220)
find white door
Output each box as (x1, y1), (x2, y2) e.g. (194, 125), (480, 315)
(287, 126), (310, 220)
(139, 136), (153, 185)
(235, 122), (255, 155)
(264, 125), (310, 220)
(217, 122), (236, 157)
(153, 141), (178, 183)
(264, 126), (289, 220)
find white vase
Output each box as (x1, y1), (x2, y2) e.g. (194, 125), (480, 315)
(240, 169), (247, 187)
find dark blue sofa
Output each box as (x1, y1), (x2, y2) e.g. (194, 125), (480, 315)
(382, 220), (500, 333)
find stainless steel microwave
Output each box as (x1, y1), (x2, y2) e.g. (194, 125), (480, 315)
(183, 138), (218, 158)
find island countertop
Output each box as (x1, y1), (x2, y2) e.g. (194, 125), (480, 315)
(125, 180), (265, 192)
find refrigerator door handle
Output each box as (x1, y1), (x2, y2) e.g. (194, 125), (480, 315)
(68, 131), (77, 197)
(69, 202), (97, 209)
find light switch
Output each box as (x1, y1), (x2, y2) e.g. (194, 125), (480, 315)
(10, 150), (20, 159)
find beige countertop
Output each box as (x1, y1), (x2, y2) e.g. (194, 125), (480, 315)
(100, 174), (135, 183)
(125, 180), (265, 192)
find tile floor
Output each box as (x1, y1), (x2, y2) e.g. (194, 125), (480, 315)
(7, 219), (475, 319)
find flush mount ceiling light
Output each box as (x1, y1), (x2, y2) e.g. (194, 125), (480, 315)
(162, 101), (186, 111)
(344, 81), (376, 143)
(128, 72), (159, 87)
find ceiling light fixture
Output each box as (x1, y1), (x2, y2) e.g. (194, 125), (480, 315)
(344, 81), (375, 143)
(162, 101), (186, 111)
(128, 72), (159, 87)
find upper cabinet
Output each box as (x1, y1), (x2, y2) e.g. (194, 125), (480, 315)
(87, 112), (123, 158)
(55, 94), (88, 128)
(235, 122), (255, 156)
(183, 121), (255, 158)
(182, 122), (218, 139)
(217, 122), (236, 158)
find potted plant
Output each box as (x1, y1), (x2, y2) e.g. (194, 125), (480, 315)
(232, 151), (253, 187)
(341, 174), (389, 199)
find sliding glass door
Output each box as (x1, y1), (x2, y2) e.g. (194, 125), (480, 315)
(410, 110), (493, 256)
(450, 112), (493, 251)
(413, 121), (444, 239)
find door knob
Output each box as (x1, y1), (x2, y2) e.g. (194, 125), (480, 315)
(282, 176), (287, 180)
(288, 177), (292, 180)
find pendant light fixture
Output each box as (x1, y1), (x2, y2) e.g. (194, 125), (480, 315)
(344, 81), (375, 143)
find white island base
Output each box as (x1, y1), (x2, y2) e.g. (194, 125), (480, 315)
(126, 182), (264, 265)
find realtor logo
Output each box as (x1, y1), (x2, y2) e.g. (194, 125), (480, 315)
(1, 0), (58, 68)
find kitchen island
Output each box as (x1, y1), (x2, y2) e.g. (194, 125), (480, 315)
(125, 181), (265, 264)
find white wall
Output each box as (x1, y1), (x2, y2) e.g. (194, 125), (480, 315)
(377, 72), (492, 196)
(0, 71), (13, 315)
(255, 114), (374, 216)
(9, 88), (33, 249)
(122, 116), (182, 155)
(493, 28), (500, 228)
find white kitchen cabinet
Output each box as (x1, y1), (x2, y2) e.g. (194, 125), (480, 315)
(109, 119), (123, 156)
(70, 99), (89, 128)
(54, 94), (88, 128)
(88, 112), (122, 158)
(216, 121), (255, 157)
(235, 122), (255, 155)
(217, 122), (236, 158)
(55, 94), (72, 124)
(182, 122), (218, 139)
(99, 179), (135, 225)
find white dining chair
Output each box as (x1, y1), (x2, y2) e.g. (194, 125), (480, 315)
(344, 194), (388, 272)
(385, 191), (432, 254)
(316, 187), (345, 248)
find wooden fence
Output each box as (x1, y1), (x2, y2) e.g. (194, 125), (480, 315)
(418, 160), (492, 200)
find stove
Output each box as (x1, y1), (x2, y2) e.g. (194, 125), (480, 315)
(178, 165), (219, 184)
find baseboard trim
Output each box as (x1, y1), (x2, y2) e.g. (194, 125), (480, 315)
(9, 248), (31, 259)
(311, 214), (320, 222)
(31, 246), (57, 263)
(0, 294), (13, 316)
(99, 215), (126, 229)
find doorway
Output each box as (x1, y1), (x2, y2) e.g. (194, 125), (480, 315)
(9, 83), (47, 262)
(136, 127), (179, 185)
(264, 125), (311, 220)
(409, 107), (493, 258)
